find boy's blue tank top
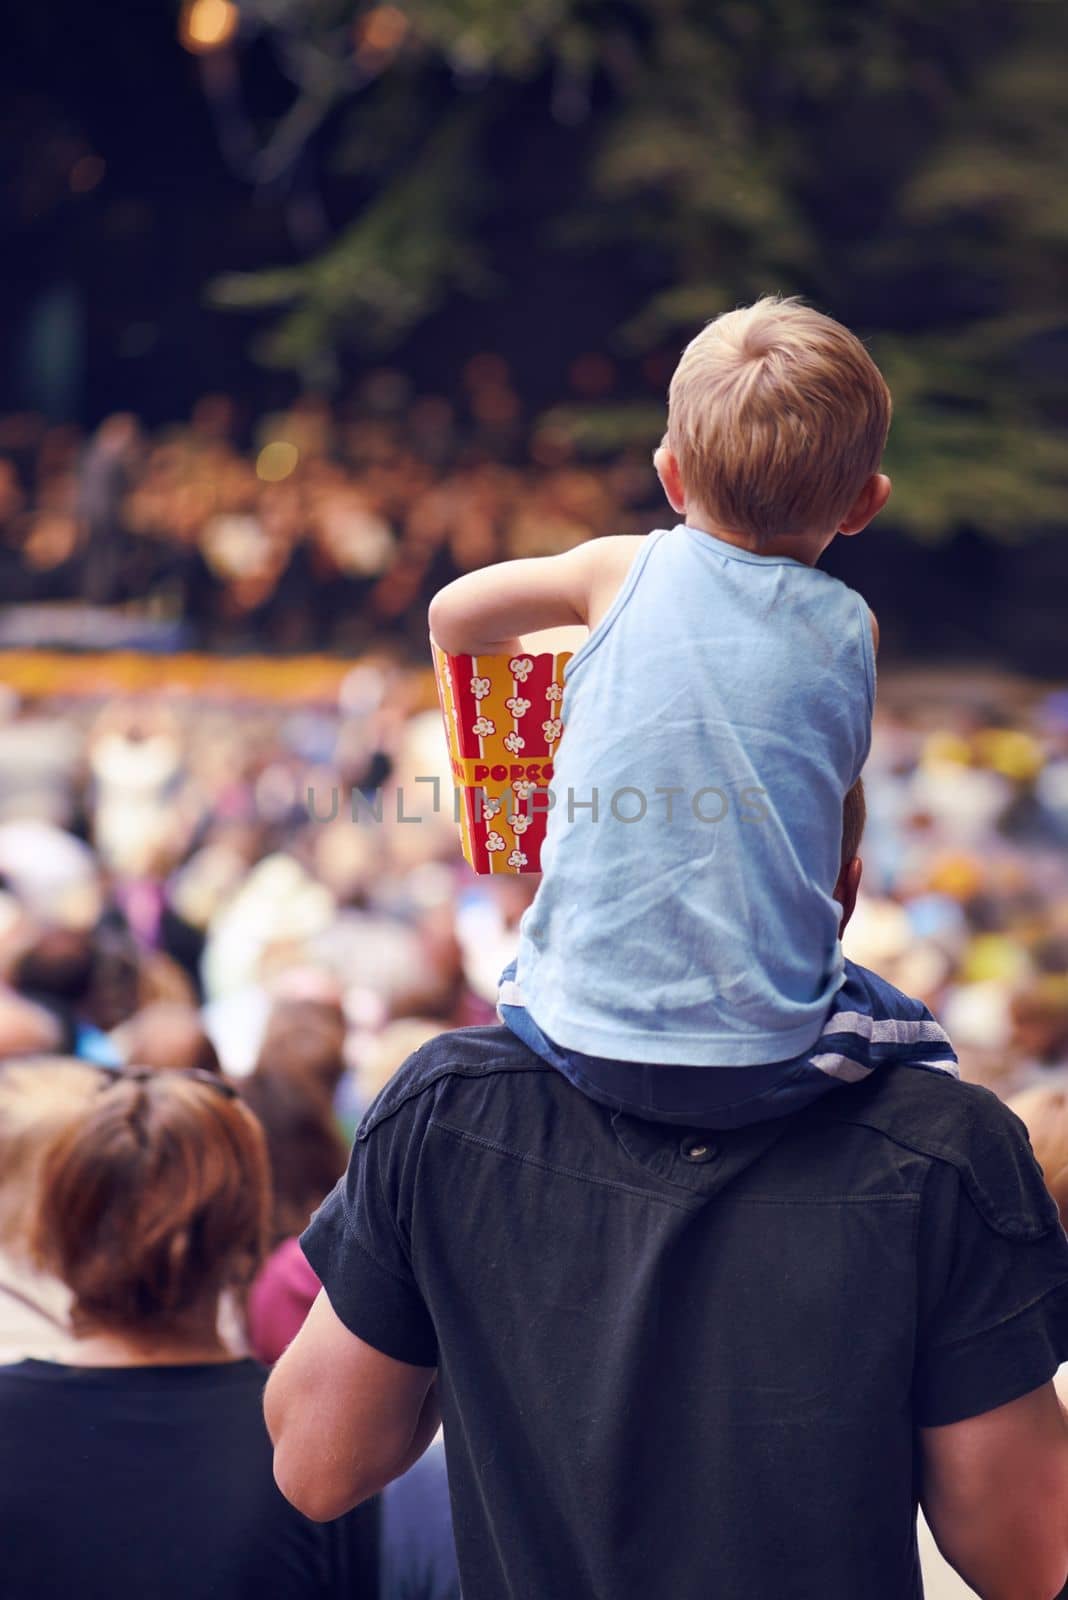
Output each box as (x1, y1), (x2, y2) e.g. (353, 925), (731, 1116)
(513, 524), (875, 1066)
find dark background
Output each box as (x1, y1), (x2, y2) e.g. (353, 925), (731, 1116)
(2, 0), (1066, 670)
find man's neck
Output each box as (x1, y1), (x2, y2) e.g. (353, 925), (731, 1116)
(63, 1307), (234, 1368)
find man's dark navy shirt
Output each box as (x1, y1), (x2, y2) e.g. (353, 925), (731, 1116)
(303, 1026), (1068, 1600)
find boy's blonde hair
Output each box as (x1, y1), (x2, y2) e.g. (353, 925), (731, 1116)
(667, 296), (891, 545)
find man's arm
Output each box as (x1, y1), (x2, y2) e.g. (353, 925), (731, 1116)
(266, 1289), (440, 1523)
(921, 1381), (1068, 1600)
(427, 536), (642, 656)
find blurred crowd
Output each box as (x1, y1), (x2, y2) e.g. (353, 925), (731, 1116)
(0, 372), (658, 653)
(0, 665), (1061, 1105)
(0, 662), (1066, 1593)
(0, 665), (1062, 1122)
(0, 664), (1062, 1298)
(844, 675), (1068, 1098)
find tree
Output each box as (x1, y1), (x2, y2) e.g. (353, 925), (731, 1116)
(205, 0), (1068, 539)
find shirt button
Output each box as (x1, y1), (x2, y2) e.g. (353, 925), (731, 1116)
(681, 1138), (717, 1164)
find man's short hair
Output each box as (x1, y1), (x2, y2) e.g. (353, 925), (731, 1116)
(667, 297), (891, 546)
(842, 778), (866, 869)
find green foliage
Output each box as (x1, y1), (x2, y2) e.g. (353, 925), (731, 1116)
(212, 109), (487, 380)
(395, 0), (573, 74)
(213, 0), (1068, 540)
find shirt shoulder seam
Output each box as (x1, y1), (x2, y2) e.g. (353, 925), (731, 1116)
(338, 1206), (421, 1291)
(820, 1095), (1057, 1241)
(429, 1118), (698, 1213)
(923, 1276), (1068, 1356)
(736, 1192), (921, 1207)
(359, 1055), (548, 1139)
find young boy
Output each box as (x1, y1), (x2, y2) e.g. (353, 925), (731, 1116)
(430, 296), (953, 1125)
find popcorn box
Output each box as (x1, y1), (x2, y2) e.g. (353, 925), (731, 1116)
(432, 641), (570, 874)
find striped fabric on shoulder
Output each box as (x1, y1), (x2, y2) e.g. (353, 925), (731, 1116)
(808, 961), (959, 1084)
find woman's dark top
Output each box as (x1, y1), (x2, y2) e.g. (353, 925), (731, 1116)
(0, 1356), (376, 1599)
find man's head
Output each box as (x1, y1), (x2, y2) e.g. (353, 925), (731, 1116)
(660, 297), (892, 550)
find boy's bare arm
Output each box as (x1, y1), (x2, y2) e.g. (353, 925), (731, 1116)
(428, 536), (644, 657)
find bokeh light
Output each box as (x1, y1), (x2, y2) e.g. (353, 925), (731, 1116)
(69, 155), (106, 194)
(179, 0), (239, 56)
(255, 441), (300, 483)
(354, 4), (410, 68)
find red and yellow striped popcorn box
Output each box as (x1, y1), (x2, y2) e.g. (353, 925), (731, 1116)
(432, 640), (571, 874)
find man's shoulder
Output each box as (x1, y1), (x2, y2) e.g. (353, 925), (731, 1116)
(824, 1066), (1060, 1241)
(357, 1025), (544, 1140)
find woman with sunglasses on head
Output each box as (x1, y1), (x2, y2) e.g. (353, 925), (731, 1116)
(0, 1068), (377, 1599)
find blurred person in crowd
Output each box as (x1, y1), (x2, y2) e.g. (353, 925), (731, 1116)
(4, 910), (187, 1059)
(0, 716), (83, 829)
(0, 383), (658, 649)
(88, 702), (188, 880)
(111, 1000), (221, 1076)
(77, 412), (140, 604)
(0, 821), (100, 927)
(190, 393), (238, 449)
(248, 1235), (323, 1368)
(0, 457), (25, 537)
(359, 1018), (442, 1108)
(239, 1003), (462, 1600)
(1011, 977), (1068, 1075)
(89, 907), (184, 1028)
(9, 925), (116, 1062)
(267, 792), (1068, 1600)
(0, 1069), (378, 1599)
(1011, 1084), (1068, 1235)
(248, 1010), (438, 1366)
(0, 1059), (100, 1362)
(0, 987), (64, 1061)
(241, 1000), (348, 1247)
(242, 997), (350, 1368)
(304, 475), (397, 653)
(376, 1435), (460, 1600)
(0, 456), (34, 604)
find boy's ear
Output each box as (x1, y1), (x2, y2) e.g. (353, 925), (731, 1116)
(653, 440), (687, 517)
(838, 473), (891, 536)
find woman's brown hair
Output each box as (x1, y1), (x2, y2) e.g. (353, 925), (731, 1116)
(240, 1002), (348, 1244)
(33, 1073), (271, 1334)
